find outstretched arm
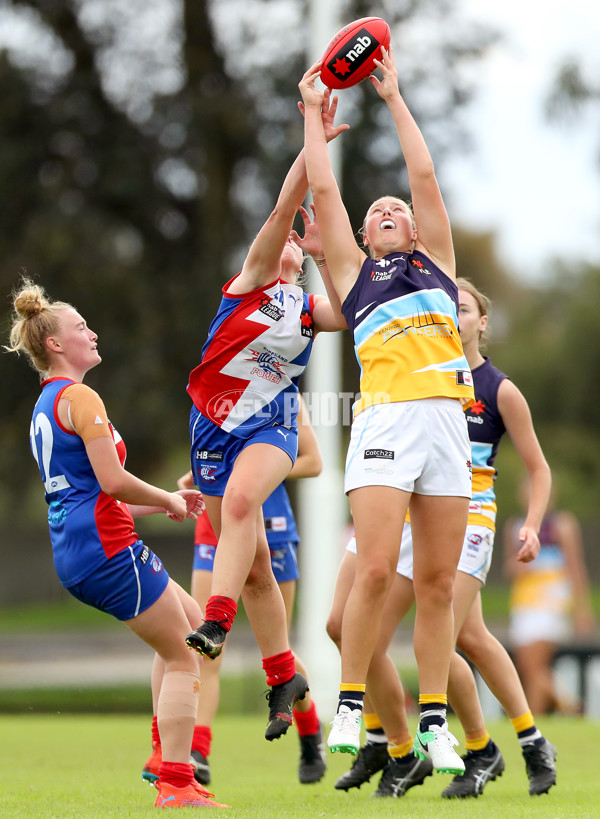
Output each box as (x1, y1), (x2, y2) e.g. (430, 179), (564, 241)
(499, 379), (552, 562)
(291, 203), (347, 332)
(287, 395), (322, 479)
(300, 63), (366, 305)
(230, 89), (349, 295)
(369, 47), (454, 278)
(86, 437), (202, 522)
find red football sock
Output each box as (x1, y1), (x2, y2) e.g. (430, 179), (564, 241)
(205, 595), (237, 631)
(262, 649), (295, 687)
(192, 724), (212, 758)
(158, 761), (194, 788)
(294, 699), (319, 737)
(151, 715), (160, 749)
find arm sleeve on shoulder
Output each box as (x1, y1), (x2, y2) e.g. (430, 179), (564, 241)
(62, 383), (113, 444)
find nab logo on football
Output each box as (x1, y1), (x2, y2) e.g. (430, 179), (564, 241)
(320, 17), (391, 90)
(327, 29), (378, 84)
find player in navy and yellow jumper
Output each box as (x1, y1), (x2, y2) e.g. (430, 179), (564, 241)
(300, 46), (473, 774)
(7, 279), (229, 809)
(329, 279), (557, 798)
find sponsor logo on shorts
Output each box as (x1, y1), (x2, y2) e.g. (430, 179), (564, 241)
(151, 555), (163, 573)
(200, 464), (218, 482)
(195, 449), (224, 462)
(140, 545), (150, 565)
(364, 448), (394, 460)
(365, 467), (394, 475)
(264, 516), (287, 532)
(466, 533), (483, 552)
(466, 459), (472, 477)
(198, 545), (216, 562)
(468, 501), (482, 514)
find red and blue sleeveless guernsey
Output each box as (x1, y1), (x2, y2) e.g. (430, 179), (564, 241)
(464, 357), (508, 532)
(30, 377), (139, 587)
(187, 275), (315, 436)
(341, 250), (474, 415)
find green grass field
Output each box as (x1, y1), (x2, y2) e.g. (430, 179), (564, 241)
(0, 713), (597, 818)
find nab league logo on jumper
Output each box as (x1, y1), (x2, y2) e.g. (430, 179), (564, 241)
(327, 28), (380, 83)
(258, 296), (284, 321)
(371, 257), (396, 282)
(371, 264), (397, 282)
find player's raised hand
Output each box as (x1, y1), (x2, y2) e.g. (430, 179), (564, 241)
(369, 46), (400, 100)
(290, 204), (323, 259)
(298, 61), (325, 110)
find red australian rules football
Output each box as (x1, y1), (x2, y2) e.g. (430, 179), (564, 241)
(320, 17), (391, 90)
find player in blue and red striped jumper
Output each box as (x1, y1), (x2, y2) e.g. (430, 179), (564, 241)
(7, 278), (228, 809)
(184, 89), (348, 742)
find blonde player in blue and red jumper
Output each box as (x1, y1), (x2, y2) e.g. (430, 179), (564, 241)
(300, 46), (475, 775)
(184, 90), (348, 742)
(7, 279), (229, 809)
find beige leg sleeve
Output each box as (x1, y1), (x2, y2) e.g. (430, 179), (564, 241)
(157, 670), (201, 764)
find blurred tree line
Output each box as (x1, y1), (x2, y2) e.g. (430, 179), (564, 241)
(1, 0), (599, 542)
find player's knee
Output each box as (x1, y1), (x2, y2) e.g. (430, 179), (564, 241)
(456, 628), (478, 659)
(360, 560), (395, 598)
(222, 485), (257, 524)
(415, 573), (454, 609)
(326, 613), (342, 649)
(244, 561), (274, 598)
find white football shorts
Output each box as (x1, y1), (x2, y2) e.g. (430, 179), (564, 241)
(344, 398), (472, 497)
(346, 521), (493, 584)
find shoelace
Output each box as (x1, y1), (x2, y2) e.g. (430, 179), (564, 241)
(264, 682), (293, 712)
(330, 710), (360, 731)
(430, 725), (459, 747)
(194, 783), (216, 799)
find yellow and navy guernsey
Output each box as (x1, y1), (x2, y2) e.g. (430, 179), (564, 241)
(464, 357), (508, 532)
(341, 250), (474, 415)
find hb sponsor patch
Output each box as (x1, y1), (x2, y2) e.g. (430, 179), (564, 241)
(195, 449), (224, 462)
